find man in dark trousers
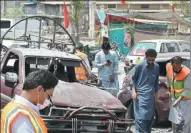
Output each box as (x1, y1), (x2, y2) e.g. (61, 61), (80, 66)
(132, 49), (159, 133)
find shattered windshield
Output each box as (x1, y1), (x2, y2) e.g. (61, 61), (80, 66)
(25, 57), (82, 82)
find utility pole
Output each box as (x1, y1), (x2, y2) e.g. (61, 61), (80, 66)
(89, 0), (96, 39)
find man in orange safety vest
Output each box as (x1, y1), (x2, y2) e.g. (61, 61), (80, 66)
(75, 43), (91, 81)
(166, 56), (190, 133)
(1, 70), (58, 133)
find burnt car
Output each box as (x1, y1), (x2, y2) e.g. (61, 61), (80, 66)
(1, 47), (134, 132)
(0, 16), (134, 133)
(118, 52), (190, 125)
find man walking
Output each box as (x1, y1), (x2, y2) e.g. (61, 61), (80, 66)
(94, 41), (119, 96)
(75, 43), (91, 81)
(1, 70), (58, 133)
(166, 56), (190, 133)
(132, 49), (159, 133)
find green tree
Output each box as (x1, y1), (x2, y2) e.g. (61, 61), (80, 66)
(174, 1), (190, 17)
(70, 0), (84, 45)
(2, 6), (24, 18)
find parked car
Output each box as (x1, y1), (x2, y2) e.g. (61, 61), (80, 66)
(125, 39), (190, 66)
(1, 47), (134, 133)
(119, 52), (190, 125)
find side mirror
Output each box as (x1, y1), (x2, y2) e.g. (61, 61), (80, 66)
(5, 72), (18, 87)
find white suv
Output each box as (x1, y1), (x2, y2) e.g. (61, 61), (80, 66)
(125, 39), (190, 66)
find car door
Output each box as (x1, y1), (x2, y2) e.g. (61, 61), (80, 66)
(1, 51), (23, 106)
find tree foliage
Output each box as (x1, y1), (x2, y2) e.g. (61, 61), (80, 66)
(70, 0), (84, 44)
(2, 6), (25, 18)
(70, 1), (84, 24)
(174, 1), (190, 17)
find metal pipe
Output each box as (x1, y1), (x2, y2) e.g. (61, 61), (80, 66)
(43, 119), (134, 125)
(47, 106), (125, 114)
(38, 17), (42, 49)
(30, 34), (72, 43)
(24, 19), (28, 41)
(66, 106), (119, 120)
(53, 21), (56, 44)
(1, 15), (76, 48)
(3, 38), (70, 46)
(47, 128), (131, 133)
(0, 93), (12, 102)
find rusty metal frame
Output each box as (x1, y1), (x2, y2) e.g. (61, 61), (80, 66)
(0, 15), (76, 51)
(42, 118), (134, 133)
(65, 106), (119, 121)
(42, 105), (134, 133)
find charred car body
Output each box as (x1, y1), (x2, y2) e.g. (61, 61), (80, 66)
(118, 52), (190, 125)
(0, 16), (134, 133)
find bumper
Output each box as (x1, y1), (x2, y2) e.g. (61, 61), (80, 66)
(42, 106), (134, 133)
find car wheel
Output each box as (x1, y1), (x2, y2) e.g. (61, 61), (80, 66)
(1, 45), (8, 60)
(151, 110), (158, 127)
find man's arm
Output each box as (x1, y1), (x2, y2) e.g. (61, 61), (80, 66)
(94, 53), (104, 69)
(131, 65), (140, 100)
(173, 74), (191, 107)
(184, 73), (191, 90)
(132, 65), (140, 90)
(181, 74), (191, 97)
(12, 115), (34, 133)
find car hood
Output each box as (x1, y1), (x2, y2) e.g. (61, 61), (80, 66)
(51, 80), (126, 110)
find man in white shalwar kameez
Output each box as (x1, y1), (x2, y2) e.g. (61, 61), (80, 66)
(166, 56), (191, 133)
(94, 42), (119, 96)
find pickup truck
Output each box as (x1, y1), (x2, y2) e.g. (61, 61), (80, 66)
(1, 47), (134, 133)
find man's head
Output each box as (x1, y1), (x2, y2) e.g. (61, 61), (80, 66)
(76, 43), (84, 52)
(145, 49), (157, 66)
(22, 70), (58, 105)
(101, 41), (111, 54)
(171, 56), (183, 73)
